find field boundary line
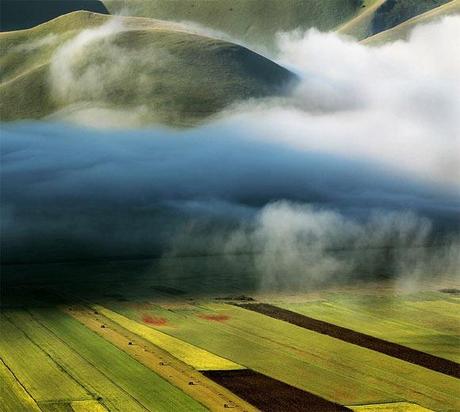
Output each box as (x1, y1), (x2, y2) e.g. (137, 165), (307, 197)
(0, 357), (43, 411)
(18, 309), (149, 412)
(235, 303), (460, 379)
(63, 304), (258, 412)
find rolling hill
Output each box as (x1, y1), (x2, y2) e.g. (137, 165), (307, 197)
(339, 0), (454, 39)
(0, 0), (109, 31)
(363, 0), (460, 44)
(0, 11), (296, 127)
(102, 0), (368, 48)
(1, 1), (458, 126)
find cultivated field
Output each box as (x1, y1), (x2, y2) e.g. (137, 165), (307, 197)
(1, 274), (459, 411)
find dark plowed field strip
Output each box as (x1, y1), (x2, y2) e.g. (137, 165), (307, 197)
(202, 369), (349, 411)
(237, 303), (460, 379)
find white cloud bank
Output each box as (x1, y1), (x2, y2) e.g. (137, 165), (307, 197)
(2, 16), (459, 289)
(221, 16), (460, 190)
(46, 16), (460, 190)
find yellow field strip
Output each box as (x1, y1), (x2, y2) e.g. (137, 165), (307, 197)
(0, 316), (91, 403)
(0, 359), (42, 411)
(92, 304), (244, 371)
(5, 309), (150, 412)
(63, 305), (257, 412)
(350, 402), (433, 412)
(37, 400), (109, 412)
(71, 400), (109, 412)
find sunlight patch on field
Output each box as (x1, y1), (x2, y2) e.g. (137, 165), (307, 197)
(0, 360), (41, 412)
(70, 400), (109, 412)
(0, 316), (90, 402)
(350, 401), (433, 412)
(93, 304), (244, 371)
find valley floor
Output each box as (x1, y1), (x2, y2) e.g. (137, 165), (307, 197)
(1, 262), (459, 411)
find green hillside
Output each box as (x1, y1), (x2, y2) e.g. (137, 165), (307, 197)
(102, 0), (367, 48)
(363, 0), (460, 44)
(339, 0), (453, 39)
(0, 0), (108, 31)
(0, 11), (296, 126)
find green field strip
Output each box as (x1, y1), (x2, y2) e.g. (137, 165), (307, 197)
(27, 308), (206, 412)
(204, 303), (460, 409)
(103, 301), (396, 405)
(280, 302), (460, 361)
(0, 314), (91, 403)
(349, 402), (433, 411)
(92, 304), (244, 371)
(232, 302), (459, 375)
(70, 400), (108, 412)
(4, 310), (149, 412)
(0, 358), (42, 411)
(405, 299), (460, 319)
(63, 305), (259, 412)
(103, 300), (460, 410)
(37, 400), (108, 412)
(276, 295), (460, 362)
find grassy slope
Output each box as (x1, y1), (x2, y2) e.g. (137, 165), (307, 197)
(102, 300), (460, 410)
(0, 11), (295, 126)
(103, 0), (364, 48)
(339, 0), (454, 40)
(338, 0), (386, 39)
(0, 0), (108, 31)
(364, 0), (460, 44)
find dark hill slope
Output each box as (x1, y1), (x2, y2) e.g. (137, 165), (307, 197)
(364, 0), (460, 44)
(339, 0), (453, 39)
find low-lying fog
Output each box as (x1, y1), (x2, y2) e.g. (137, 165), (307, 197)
(1, 16), (459, 290)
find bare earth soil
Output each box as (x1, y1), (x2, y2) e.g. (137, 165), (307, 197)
(236, 303), (460, 379)
(202, 369), (349, 411)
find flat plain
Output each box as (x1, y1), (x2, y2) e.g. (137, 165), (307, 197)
(2, 274), (459, 411)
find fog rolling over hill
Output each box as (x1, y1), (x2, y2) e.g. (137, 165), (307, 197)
(1, 3), (459, 283)
(2, 16), (460, 274)
(2, 2), (459, 127)
(0, 12), (296, 127)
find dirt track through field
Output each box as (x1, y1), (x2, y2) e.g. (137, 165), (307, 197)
(236, 303), (460, 379)
(203, 369), (349, 411)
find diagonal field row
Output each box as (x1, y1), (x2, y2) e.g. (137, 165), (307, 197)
(275, 292), (460, 363)
(0, 358), (42, 412)
(1, 309), (206, 411)
(1, 288), (459, 411)
(62, 304), (257, 411)
(101, 299), (460, 410)
(65, 304), (350, 411)
(235, 302), (460, 378)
